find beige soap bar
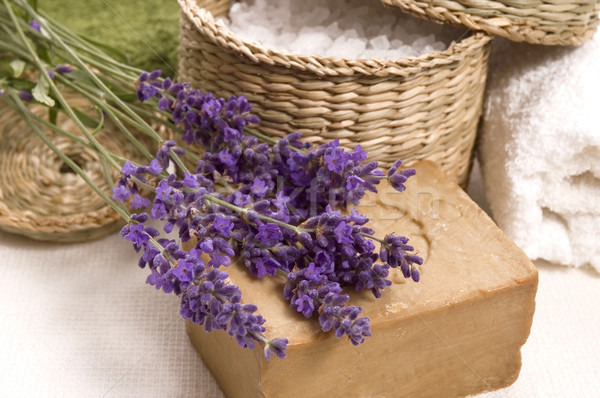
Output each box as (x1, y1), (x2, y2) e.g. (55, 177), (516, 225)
(187, 161), (538, 398)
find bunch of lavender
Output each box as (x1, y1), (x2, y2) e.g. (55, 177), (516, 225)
(0, 0), (422, 360)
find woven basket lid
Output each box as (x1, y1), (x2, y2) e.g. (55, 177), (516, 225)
(381, 0), (599, 45)
(0, 91), (149, 243)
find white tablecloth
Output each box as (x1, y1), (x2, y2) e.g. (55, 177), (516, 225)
(1, 165), (599, 397)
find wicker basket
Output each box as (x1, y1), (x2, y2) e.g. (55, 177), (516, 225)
(178, 0), (493, 186)
(0, 91), (147, 243)
(382, 0), (600, 46)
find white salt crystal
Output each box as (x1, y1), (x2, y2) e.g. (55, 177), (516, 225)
(351, 23), (366, 38)
(329, 36), (350, 58)
(229, 2), (242, 14)
(399, 45), (416, 57)
(433, 42), (447, 51)
(224, 0), (461, 60)
(326, 22), (343, 37)
(345, 28), (360, 39)
(341, 37), (367, 57)
(413, 36), (432, 48)
(370, 35), (390, 51)
(390, 39), (404, 49)
(362, 49), (380, 59)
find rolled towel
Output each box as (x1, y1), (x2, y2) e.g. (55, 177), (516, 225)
(479, 34), (600, 272)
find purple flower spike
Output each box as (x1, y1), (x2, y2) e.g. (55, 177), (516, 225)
(213, 215), (234, 238)
(131, 193), (151, 209)
(334, 221), (354, 244)
(116, 76), (424, 358)
(410, 265), (420, 282)
(149, 69), (162, 80)
(55, 65), (73, 74)
(256, 223), (283, 248)
(388, 168), (417, 192)
(18, 91), (34, 101)
(264, 338), (288, 359)
(112, 185), (130, 202)
(29, 20), (41, 32)
(295, 295), (315, 318)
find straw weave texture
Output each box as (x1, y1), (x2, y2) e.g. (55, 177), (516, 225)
(0, 92), (146, 242)
(178, 0), (492, 186)
(382, 0), (599, 46)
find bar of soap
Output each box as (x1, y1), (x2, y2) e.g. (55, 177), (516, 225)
(186, 161), (538, 398)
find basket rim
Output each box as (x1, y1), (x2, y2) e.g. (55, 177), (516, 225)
(179, 0), (493, 78)
(380, 0), (600, 46)
(0, 210), (122, 242)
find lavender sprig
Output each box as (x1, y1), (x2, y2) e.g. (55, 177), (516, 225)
(1, 0), (422, 359)
(120, 212), (288, 358)
(136, 71), (416, 214)
(114, 113), (422, 346)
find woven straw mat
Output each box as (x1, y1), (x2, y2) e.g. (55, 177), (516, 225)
(0, 92), (148, 243)
(178, 0), (492, 186)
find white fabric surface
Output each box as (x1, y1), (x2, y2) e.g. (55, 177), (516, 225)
(1, 167), (599, 397)
(1, 22), (600, 398)
(479, 33), (600, 272)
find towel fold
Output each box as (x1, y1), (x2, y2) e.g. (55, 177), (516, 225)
(479, 34), (600, 271)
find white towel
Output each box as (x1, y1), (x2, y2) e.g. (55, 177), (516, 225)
(478, 34), (600, 272)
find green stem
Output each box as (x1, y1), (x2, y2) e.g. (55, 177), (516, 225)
(5, 91), (130, 221)
(3, 0), (123, 172)
(15, 1), (161, 144)
(44, 10), (144, 76)
(55, 73), (156, 160)
(203, 194), (311, 235)
(360, 232), (385, 245)
(129, 102), (186, 136)
(19, 107), (131, 166)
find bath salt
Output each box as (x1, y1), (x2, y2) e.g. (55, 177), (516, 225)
(219, 0), (465, 59)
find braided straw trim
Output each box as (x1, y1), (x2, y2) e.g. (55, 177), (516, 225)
(178, 0), (492, 186)
(0, 91), (147, 242)
(381, 0), (599, 45)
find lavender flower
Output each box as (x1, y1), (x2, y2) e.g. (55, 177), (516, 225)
(114, 71), (424, 358)
(387, 160), (417, 192)
(119, 210), (284, 357)
(55, 65), (73, 74)
(264, 337), (288, 359)
(283, 266), (371, 345)
(18, 91), (34, 101)
(380, 234), (424, 282)
(28, 19), (41, 32)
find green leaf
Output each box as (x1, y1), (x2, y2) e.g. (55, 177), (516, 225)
(72, 107), (101, 129)
(9, 59), (26, 78)
(27, 0), (38, 11)
(32, 77), (55, 107)
(8, 77), (36, 91)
